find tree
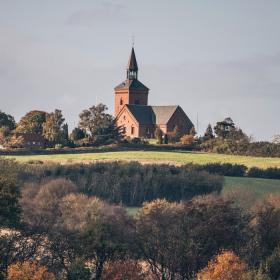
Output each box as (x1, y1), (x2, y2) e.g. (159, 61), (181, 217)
(204, 124), (214, 140)
(136, 199), (184, 279)
(214, 117), (235, 139)
(197, 251), (249, 280)
(102, 259), (148, 280)
(273, 135), (280, 144)
(16, 110), (48, 135)
(251, 194), (280, 260)
(78, 103), (123, 145)
(7, 261), (56, 280)
(0, 176), (20, 228)
(263, 247), (280, 280)
(155, 128), (163, 144)
(136, 195), (248, 278)
(67, 261), (91, 280)
(0, 126), (12, 146)
(20, 178), (78, 231)
(179, 195), (250, 277)
(0, 111), (16, 130)
(70, 128), (86, 141)
(42, 110), (68, 146)
(71, 201), (133, 280)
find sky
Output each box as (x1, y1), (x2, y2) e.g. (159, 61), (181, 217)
(0, 0), (279, 140)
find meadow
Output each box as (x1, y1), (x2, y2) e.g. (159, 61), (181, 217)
(3, 150), (280, 169)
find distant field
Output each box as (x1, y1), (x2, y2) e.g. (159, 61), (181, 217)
(224, 176), (280, 195)
(3, 150), (280, 169)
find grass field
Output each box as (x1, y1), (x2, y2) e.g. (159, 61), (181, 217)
(3, 150), (280, 169)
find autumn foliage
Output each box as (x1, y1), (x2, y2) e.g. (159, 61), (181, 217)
(7, 261), (56, 280)
(102, 259), (150, 280)
(197, 251), (248, 280)
(180, 134), (195, 145)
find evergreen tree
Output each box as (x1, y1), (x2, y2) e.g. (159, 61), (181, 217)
(204, 124), (214, 140)
(0, 111), (16, 131)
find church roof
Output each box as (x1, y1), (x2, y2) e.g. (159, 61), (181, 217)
(126, 105), (153, 124)
(114, 79), (149, 91)
(123, 105), (180, 125)
(127, 47), (138, 71)
(151, 106), (178, 125)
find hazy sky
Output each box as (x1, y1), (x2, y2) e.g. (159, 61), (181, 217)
(0, 0), (279, 140)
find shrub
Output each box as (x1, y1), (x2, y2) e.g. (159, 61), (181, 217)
(180, 134), (195, 145)
(7, 261), (56, 280)
(248, 167), (280, 180)
(198, 163), (247, 177)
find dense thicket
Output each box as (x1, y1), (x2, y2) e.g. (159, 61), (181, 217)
(14, 161), (223, 206)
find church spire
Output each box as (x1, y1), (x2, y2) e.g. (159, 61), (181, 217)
(127, 47), (138, 80)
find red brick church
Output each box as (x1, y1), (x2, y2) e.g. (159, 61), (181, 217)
(115, 47), (194, 138)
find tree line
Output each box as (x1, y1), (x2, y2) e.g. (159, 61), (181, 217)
(0, 104), (123, 149)
(1, 107), (280, 157)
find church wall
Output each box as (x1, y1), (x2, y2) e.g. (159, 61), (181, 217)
(129, 91), (148, 106)
(138, 125), (155, 138)
(166, 107), (193, 135)
(116, 108), (139, 138)
(115, 91), (130, 116)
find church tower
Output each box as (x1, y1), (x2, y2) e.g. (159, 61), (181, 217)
(114, 47), (149, 116)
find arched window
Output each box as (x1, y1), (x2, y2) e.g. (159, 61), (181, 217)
(120, 98), (123, 105)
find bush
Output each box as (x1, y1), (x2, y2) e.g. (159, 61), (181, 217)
(7, 261), (56, 280)
(180, 134), (195, 145)
(197, 163), (247, 177)
(248, 167), (280, 180)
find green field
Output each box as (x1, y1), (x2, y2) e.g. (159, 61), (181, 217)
(224, 176), (280, 195)
(3, 150), (280, 169)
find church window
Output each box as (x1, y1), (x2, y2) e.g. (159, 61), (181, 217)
(120, 98), (123, 105)
(131, 126), (135, 135)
